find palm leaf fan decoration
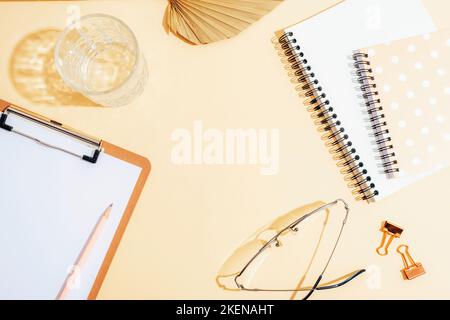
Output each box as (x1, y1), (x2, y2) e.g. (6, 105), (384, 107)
(163, 0), (283, 45)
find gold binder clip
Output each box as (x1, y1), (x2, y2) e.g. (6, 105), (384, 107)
(397, 245), (425, 280)
(376, 221), (403, 256)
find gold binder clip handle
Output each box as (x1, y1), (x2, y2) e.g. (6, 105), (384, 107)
(397, 245), (426, 280)
(376, 221), (403, 256)
(376, 231), (394, 256)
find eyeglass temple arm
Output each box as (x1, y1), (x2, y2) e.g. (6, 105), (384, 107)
(302, 276), (322, 300)
(231, 269), (366, 292)
(318, 199), (349, 274)
(300, 199), (350, 300)
(316, 269), (366, 290)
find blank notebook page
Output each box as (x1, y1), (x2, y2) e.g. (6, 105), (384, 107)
(0, 112), (141, 299)
(283, 0), (436, 200)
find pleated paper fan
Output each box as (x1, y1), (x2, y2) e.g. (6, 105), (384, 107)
(163, 0), (283, 45)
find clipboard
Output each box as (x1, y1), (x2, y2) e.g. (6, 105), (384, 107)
(0, 99), (151, 299)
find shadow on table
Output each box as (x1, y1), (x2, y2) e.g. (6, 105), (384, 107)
(9, 29), (99, 107)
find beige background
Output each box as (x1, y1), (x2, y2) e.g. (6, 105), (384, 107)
(0, 0), (449, 299)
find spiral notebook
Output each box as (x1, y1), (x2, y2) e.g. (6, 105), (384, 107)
(353, 29), (450, 178)
(274, 0), (438, 202)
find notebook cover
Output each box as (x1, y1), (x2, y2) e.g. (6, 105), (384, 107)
(353, 29), (450, 177)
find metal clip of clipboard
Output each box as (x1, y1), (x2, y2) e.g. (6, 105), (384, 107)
(0, 107), (102, 164)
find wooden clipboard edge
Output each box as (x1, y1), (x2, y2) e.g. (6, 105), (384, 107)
(88, 141), (151, 299)
(1, 99), (151, 300)
(0, 99), (11, 112)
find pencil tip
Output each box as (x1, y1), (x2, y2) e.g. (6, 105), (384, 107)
(103, 204), (113, 218)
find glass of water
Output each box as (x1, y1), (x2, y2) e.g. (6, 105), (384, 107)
(54, 14), (148, 107)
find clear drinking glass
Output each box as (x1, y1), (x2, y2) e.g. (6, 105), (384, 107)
(54, 14), (148, 107)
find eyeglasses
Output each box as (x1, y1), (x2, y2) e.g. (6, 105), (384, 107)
(216, 199), (365, 300)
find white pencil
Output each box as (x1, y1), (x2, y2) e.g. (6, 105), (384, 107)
(56, 203), (113, 300)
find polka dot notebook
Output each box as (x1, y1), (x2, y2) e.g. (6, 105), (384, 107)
(353, 29), (450, 178)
